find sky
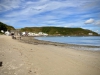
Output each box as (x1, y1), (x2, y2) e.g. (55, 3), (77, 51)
(0, 0), (100, 34)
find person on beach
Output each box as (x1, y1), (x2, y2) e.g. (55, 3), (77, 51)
(0, 61), (2, 67)
(19, 32), (22, 40)
(11, 33), (16, 39)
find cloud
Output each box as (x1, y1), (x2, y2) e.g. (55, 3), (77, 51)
(3, 0), (90, 18)
(85, 18), (95, 24)
(0, 0), (100, 33)
(95, 20), (100, 26)
(0, 0), (22, 12)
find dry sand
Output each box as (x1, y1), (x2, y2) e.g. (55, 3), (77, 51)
(0, 35), (100, 75)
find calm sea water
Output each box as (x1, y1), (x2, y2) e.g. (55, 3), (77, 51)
(35, 36), (100, 47)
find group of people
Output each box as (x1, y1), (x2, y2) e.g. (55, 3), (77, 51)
(11, 33), (21, 40)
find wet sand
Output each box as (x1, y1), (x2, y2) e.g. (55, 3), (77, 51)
(0, 35), (100, 75)
(20, 36), (100, 51)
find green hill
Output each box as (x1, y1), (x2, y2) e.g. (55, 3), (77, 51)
(21, 27), (98, 36)
(0, 21), (98, 36)
(0, 22), (15, 33)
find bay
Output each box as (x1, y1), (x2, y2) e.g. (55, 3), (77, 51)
(35, 36), (100, 47)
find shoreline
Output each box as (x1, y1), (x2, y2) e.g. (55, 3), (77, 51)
(19, 36), (100, 51)
(1, 35), (100, 75)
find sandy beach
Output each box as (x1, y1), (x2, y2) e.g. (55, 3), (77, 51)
(0, 35), (100, 75)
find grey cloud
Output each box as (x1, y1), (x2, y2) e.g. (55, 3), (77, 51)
(85, 18), (95, 24)
(95, 20), (100, 26)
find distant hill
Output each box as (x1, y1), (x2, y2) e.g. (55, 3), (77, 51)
(21, 27), (98, 36)
(0, 22), (15, 33)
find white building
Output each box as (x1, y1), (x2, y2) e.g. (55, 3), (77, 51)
(5, 31), (10, 36)
(88, 33), (93, 35)
(1, 30), (4, 33)
(21, 31), (48, 36)
(38, 32), (48, 36)
(22, 32), (26, 36)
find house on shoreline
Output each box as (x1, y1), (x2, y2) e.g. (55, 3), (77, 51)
(21, 31), (48, 36)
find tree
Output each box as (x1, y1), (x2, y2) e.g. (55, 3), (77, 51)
(0, 22), (7, 32)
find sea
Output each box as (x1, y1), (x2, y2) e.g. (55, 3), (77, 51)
(35, 36), (100, 51)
